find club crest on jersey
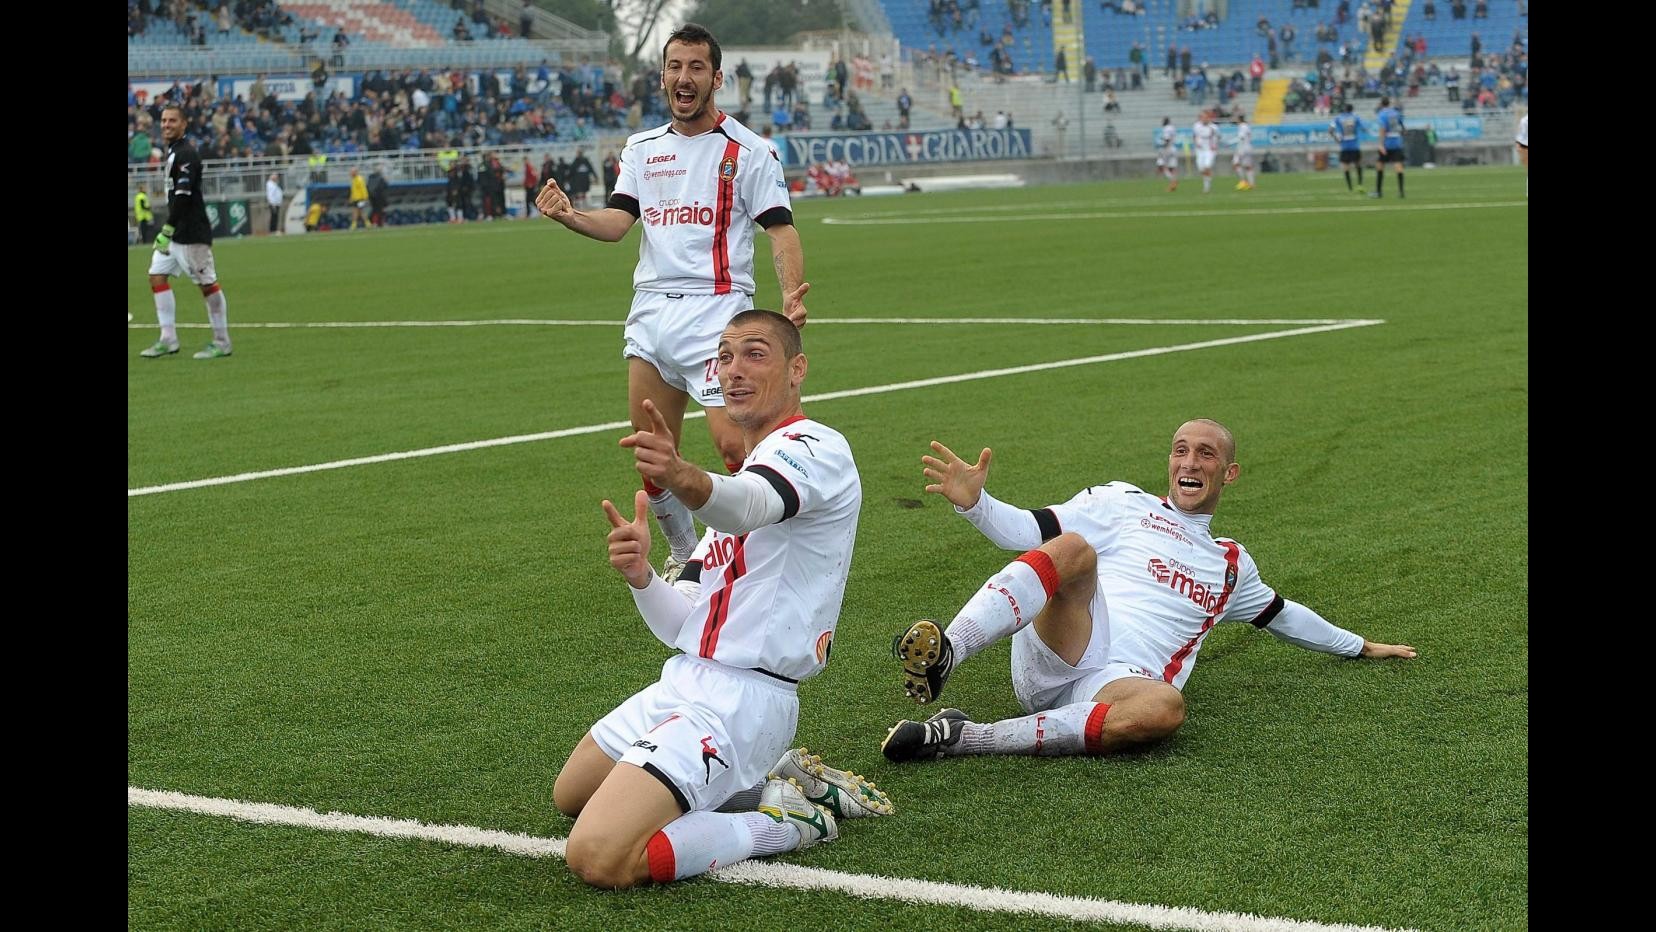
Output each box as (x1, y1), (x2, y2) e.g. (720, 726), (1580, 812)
(719, 156), (737, 180)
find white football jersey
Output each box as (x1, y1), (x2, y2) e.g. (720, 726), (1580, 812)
(1043, 481), (1278, 689)
(1159, 124), (1176, 152)
(1515, 114), (1527, 147)
(1234, 122), (1253, 151)
(1192, 121), (1220, 152)
(676, 416), (861, 682)
(613, 112), (791, 296)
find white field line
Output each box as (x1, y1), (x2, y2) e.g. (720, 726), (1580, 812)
(824, 184), (1521, 217)
(126, 176), (1524, 249)
(821, 200), (1529, 224)
(127, 319), (1382, 497)
(128, 786), (1416, 932)
(130, 317), (1366, 329)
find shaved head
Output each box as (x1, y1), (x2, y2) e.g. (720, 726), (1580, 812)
(1167, 419), (1240, 514)
(1179, 418), (1236, 463)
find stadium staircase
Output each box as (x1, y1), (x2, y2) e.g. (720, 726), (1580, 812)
(1364, 0), (1413, 72)
(1253, 76), (1289, 124)
(1052, 5), (1084, 86)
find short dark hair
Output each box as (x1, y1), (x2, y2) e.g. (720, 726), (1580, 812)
(727, 309), (800, 358)
(663, 23), (721, 71)
(1380, 96), (1391, 107)
(161, 103), (185, 118)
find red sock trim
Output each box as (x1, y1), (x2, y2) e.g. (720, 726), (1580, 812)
(643, 478), (664, 497)
(1083, 703), (1112, 755)
(151, 283), (171, 294)
(1015, 549), (1060, 599)
(203, 283), (221, 296)
(724, 460), (743, 475)
(646, 830), (676, 884)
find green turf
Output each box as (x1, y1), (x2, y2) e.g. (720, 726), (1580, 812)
(129, 166), (1528, 930)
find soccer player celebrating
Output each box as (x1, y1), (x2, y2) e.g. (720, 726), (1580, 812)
(1329, 103), (1366, 193)
(537, 24), (810, 584)
(139, 104), (233, 360)
(554, 310), (890, 889)
(1192, 111), (1220, 194)
(882, 420), (1415, 763)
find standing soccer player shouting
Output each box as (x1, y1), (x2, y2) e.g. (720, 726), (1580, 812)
(537, 24), (810, 583)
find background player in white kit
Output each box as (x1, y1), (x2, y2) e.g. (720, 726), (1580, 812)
(553, 310), (890, 889)
(1156, 117), (1178, 192)
(882, 419), (1415, 763)
(1192, 111), (1220, 194)
(1230, 114), (1256, 190)
(1515, 112), (1527, 194)
(537, 24), (812, 582)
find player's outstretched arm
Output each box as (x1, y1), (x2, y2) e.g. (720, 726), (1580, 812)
(924, 441), (1048, 550)
(538, 178), (635, 241)
(765, 223), (809, 328)
(1360, 639), (1418, 659)
(601, 490), (655, 589)
(1262, 599), (1417, 659)
(603, 489), (695, 644)
(921, 440), (991, 509)
(620, 399), (714, 507)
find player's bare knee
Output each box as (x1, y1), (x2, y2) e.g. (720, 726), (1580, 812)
(551, 777), (585, 818)
(563, 833), (601, 883)
(714, 435), (746, 468)
(1042, 533), (1096, 589)
(1138, 692), (1186, 739)
(564, 835), (641, 889)
(1155, 704), (1187, 737)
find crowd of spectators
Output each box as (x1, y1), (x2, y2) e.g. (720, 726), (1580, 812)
(130, 0), (529, 46)
(129, 60), (666, 163)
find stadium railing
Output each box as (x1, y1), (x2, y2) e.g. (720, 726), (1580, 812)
(126, 139), (631, 203)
